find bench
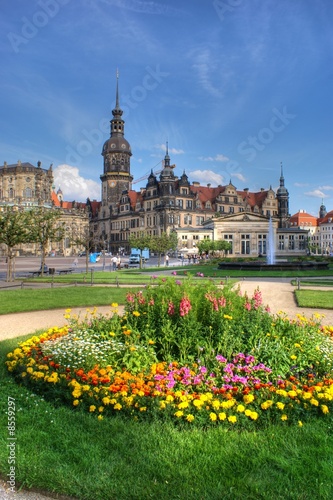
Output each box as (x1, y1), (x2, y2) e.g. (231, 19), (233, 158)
(28, 270), (42, 277)
(58, 268), (74, 275)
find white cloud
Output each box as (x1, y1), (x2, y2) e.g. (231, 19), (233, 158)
(53, 165), (100, 202)
(199, 154), (229, 162)
(294, 182), (309, 187)
(304, 189), (329, 199)
(232, 172), (246, 182)
(156, 144), (184, 155)
(318, 185), (333, 191)
(189, 169), (224, 186)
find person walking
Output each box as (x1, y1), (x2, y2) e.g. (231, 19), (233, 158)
(111, 255), (117, 271)
(165, 254), (169, 266)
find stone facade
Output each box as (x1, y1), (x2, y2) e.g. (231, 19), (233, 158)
(0, 161), (89, 256)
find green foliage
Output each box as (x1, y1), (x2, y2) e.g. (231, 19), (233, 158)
(0, 207), (32, 281)
(123, 277), (333, 377)
(28, 208), (64, 273)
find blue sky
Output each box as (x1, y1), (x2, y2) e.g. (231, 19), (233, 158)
(1, 0), (332, 217)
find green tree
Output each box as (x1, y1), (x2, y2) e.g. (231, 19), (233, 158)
(129, 233), (152, 269)
(0, 207), (31, 281)
(29, 208), (65, 276)
(150, 231), (178, 266)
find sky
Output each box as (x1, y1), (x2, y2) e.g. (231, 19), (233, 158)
(1, 0), (332, 217)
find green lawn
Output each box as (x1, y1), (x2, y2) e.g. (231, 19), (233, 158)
(295, 290), (333, 309)
(1, 337), (333, 500)
(0, 287), (131, 314)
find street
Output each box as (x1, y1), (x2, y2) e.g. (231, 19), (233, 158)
(0, 255), (186, 281)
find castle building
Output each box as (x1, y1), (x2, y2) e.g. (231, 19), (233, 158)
(89, 77), (309, 258)
(0, 161), (89, 257)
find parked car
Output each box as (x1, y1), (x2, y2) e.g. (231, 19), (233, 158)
(78, 251), (86, 257)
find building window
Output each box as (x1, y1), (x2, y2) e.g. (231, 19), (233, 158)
(241, 234), (250, 255)
(258, 234), (267, 255)
(278, 235), (285, 250)
(196, 216), (204, 225)
(223, 234), (233, 254)
(176, 199), (183, 208)
(219, 206), (224, 213)
(289, 235), (295, 250)
(229, 206), (234, 213)
(182, 188), (188, 195)
(186, 200), (192, 209)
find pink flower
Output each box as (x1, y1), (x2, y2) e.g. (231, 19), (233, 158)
(172, 271), (177, 275)
(179, 296), (192, 317)
(167, 301), (175, 315)
(244, 302), (251, 311)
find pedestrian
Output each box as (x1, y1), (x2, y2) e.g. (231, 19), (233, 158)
(111, 255), (117, 271)
(165, 254), (169, 266)
(73, 257), (78, 267)
(117, 256), (121, 270)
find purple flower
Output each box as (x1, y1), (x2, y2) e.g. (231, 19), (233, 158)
(216, 355), (227, 363)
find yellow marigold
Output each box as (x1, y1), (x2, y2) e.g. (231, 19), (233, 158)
(310, 398), (319, 407)
(281, 414), (288, 421)
(186, 414), (195, 422)
(102, 397), (110, 405)
(111, 303), (118, 308)
(174, 391), (183, 398)
(72, 389), (82, 398)
(298, 421), (303, 427)
(302, 392), (312, 400)
(159, 401), (166, 410)
(243, 394), (255, 404)
(218, 412), (227, 421)
(97, 415), (104, 421)
(174, 411), (184, 418)
(166, 395), (174, 402)
(132, 311), (140, 317)
(223, 314), (233, 320)
(249, 411), (259, 420)
(261, 400), (273, 410)
(89, 405), (96, 412)
(276, 402), (285, 410)
(209, 412), (217, 422)
(193, 399), (203, 408)
(148, 340), (155, 344)
(288, 390), (297, 398)
(236, 404), (245, 413)
(276, 389), (287, 397)
(321, 405), (329, 414)
(178, 401), (189, 410)
(98, 406), (104, 413)
(228, 415), (237, 424)
(73, 400), (80, 406)
(114, 403), (122, 410)
(212, 400), (221, 410)
(290, 355), (297, 360)
(139, 407), (147, 412)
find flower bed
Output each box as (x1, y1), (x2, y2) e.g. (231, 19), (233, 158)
(6, 277), (333, 429)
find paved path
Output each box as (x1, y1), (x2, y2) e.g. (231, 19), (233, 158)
(1, 280), (333, 499)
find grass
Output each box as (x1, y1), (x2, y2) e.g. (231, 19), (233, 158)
(295, 290), (333, 309)
(291, 279), (333, 287)
(1, 336), (333, 500)
(0, 287), (131, 314)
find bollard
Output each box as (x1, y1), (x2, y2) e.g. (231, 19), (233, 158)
(297, 278), (300, 290)
(91, 269), (94, 286)
(21, 281), (23, 289)
(116, 276), (119, 288)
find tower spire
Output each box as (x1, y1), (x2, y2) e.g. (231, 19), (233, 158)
(115, 68), (120, 110)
